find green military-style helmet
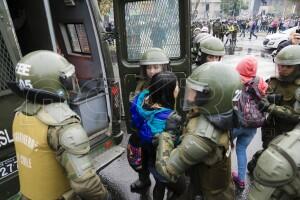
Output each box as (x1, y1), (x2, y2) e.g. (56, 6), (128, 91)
(183, 61), (241, 114)
(140, 48), (169, 65)
(193, 27), (201, 37)
(274, 45), (300, 65)
(192, 33), (212, 55)
(15, 50), (77, 99)
(194, 33), (212, 44)
(199, 36), (225, 56)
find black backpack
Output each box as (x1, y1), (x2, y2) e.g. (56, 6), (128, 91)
(233, 77), (265, 128)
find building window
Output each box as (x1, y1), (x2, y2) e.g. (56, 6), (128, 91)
(124, 0), (181, 61)
(66, 23), (91, 54)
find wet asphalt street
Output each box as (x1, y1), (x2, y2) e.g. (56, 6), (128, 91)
(98, 32), (274, 200)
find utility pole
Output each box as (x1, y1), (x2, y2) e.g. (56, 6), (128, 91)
(292, 0), (296, 15)
(193, 0), (202, 19)
(206, 0), (207, 19)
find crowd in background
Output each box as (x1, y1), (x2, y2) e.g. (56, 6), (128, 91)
(191, 15), (300, 46)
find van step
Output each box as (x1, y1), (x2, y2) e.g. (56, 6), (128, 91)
(91, 145), (125, 172)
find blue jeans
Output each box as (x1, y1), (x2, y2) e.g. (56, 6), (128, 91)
(232, 127), (257, 181)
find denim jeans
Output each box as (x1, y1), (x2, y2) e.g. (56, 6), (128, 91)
(232, 127), (257, 181)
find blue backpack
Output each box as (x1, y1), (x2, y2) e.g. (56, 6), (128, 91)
(130, 90), (172, 144)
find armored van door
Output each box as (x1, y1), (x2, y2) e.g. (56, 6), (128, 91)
(0, 1), (22, 198)
(113, 0), (191, 134)
(49, 0), (111, 141)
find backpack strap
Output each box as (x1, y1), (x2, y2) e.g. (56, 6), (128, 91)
(244, 76), (262, 99)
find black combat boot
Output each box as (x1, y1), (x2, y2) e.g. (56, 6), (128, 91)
(247, 150), (263, 176)
(130, 171), (151, 191)
(153, 182), (165, 200)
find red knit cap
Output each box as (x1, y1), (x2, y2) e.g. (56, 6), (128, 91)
(236, 56), (258, 83)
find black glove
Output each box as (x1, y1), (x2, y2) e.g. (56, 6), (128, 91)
(166, 113), (182, 133)
(258, 98), (271, 112)
(267, 94), (283, 105)
(165, 113), (182, 143)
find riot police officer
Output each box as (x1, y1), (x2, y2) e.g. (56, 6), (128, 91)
(212, 18), (222, 39)
(191, 32), (212, 64)
(249, 124), (300, 200)
(9, 51), (109, 200)
(193, 36), (225, 69)
(155, 62), (241, 200)
(248, 45), (300, 174)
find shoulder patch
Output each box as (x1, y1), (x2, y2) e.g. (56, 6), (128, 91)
(37, 102), (80, 126)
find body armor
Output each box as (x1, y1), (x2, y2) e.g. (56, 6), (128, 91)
(249, 124), (300, 200)
(13, 102), (108, 200)
(13, 111), (71, 200)
(10, 50), (108, 200)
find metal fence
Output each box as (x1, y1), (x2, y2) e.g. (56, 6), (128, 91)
(0, 31), (15, 93)
(125, 0), (181, 61)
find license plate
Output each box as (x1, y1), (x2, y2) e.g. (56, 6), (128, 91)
(0, 156), (18, 180)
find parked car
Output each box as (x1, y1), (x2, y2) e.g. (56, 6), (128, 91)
(263, 26), (298, 52)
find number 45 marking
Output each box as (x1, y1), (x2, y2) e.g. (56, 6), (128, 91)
(18, 79), (33, 89)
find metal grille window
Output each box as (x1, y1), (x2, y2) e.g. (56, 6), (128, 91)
(66, 23), (91, 54)
(125, 0), (180, 61)
(0, 31), (15, 93)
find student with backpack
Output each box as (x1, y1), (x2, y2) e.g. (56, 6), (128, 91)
(130, 71), (185, 200)
(231, 56), (268, 190)
(127, 48), (170, 192)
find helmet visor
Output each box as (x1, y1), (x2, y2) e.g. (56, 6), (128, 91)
(59, 72), (80, 95)
(182, 79), (210, 111)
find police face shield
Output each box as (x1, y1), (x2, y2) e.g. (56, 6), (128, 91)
(183, 79), (210, 111)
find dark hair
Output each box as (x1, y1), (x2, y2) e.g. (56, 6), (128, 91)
(195, 52), (221, 66)
(148, 71), (177, 109)
(140, 64), (170, 80)
(195, 52), (209, 66)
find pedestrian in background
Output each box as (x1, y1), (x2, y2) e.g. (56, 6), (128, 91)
(239, 20), (246, 38)
(249, 20), (258, 40)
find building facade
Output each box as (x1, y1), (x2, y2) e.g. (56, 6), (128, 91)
(191, 0), (222, 20)
(249, 0), (300, 17)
